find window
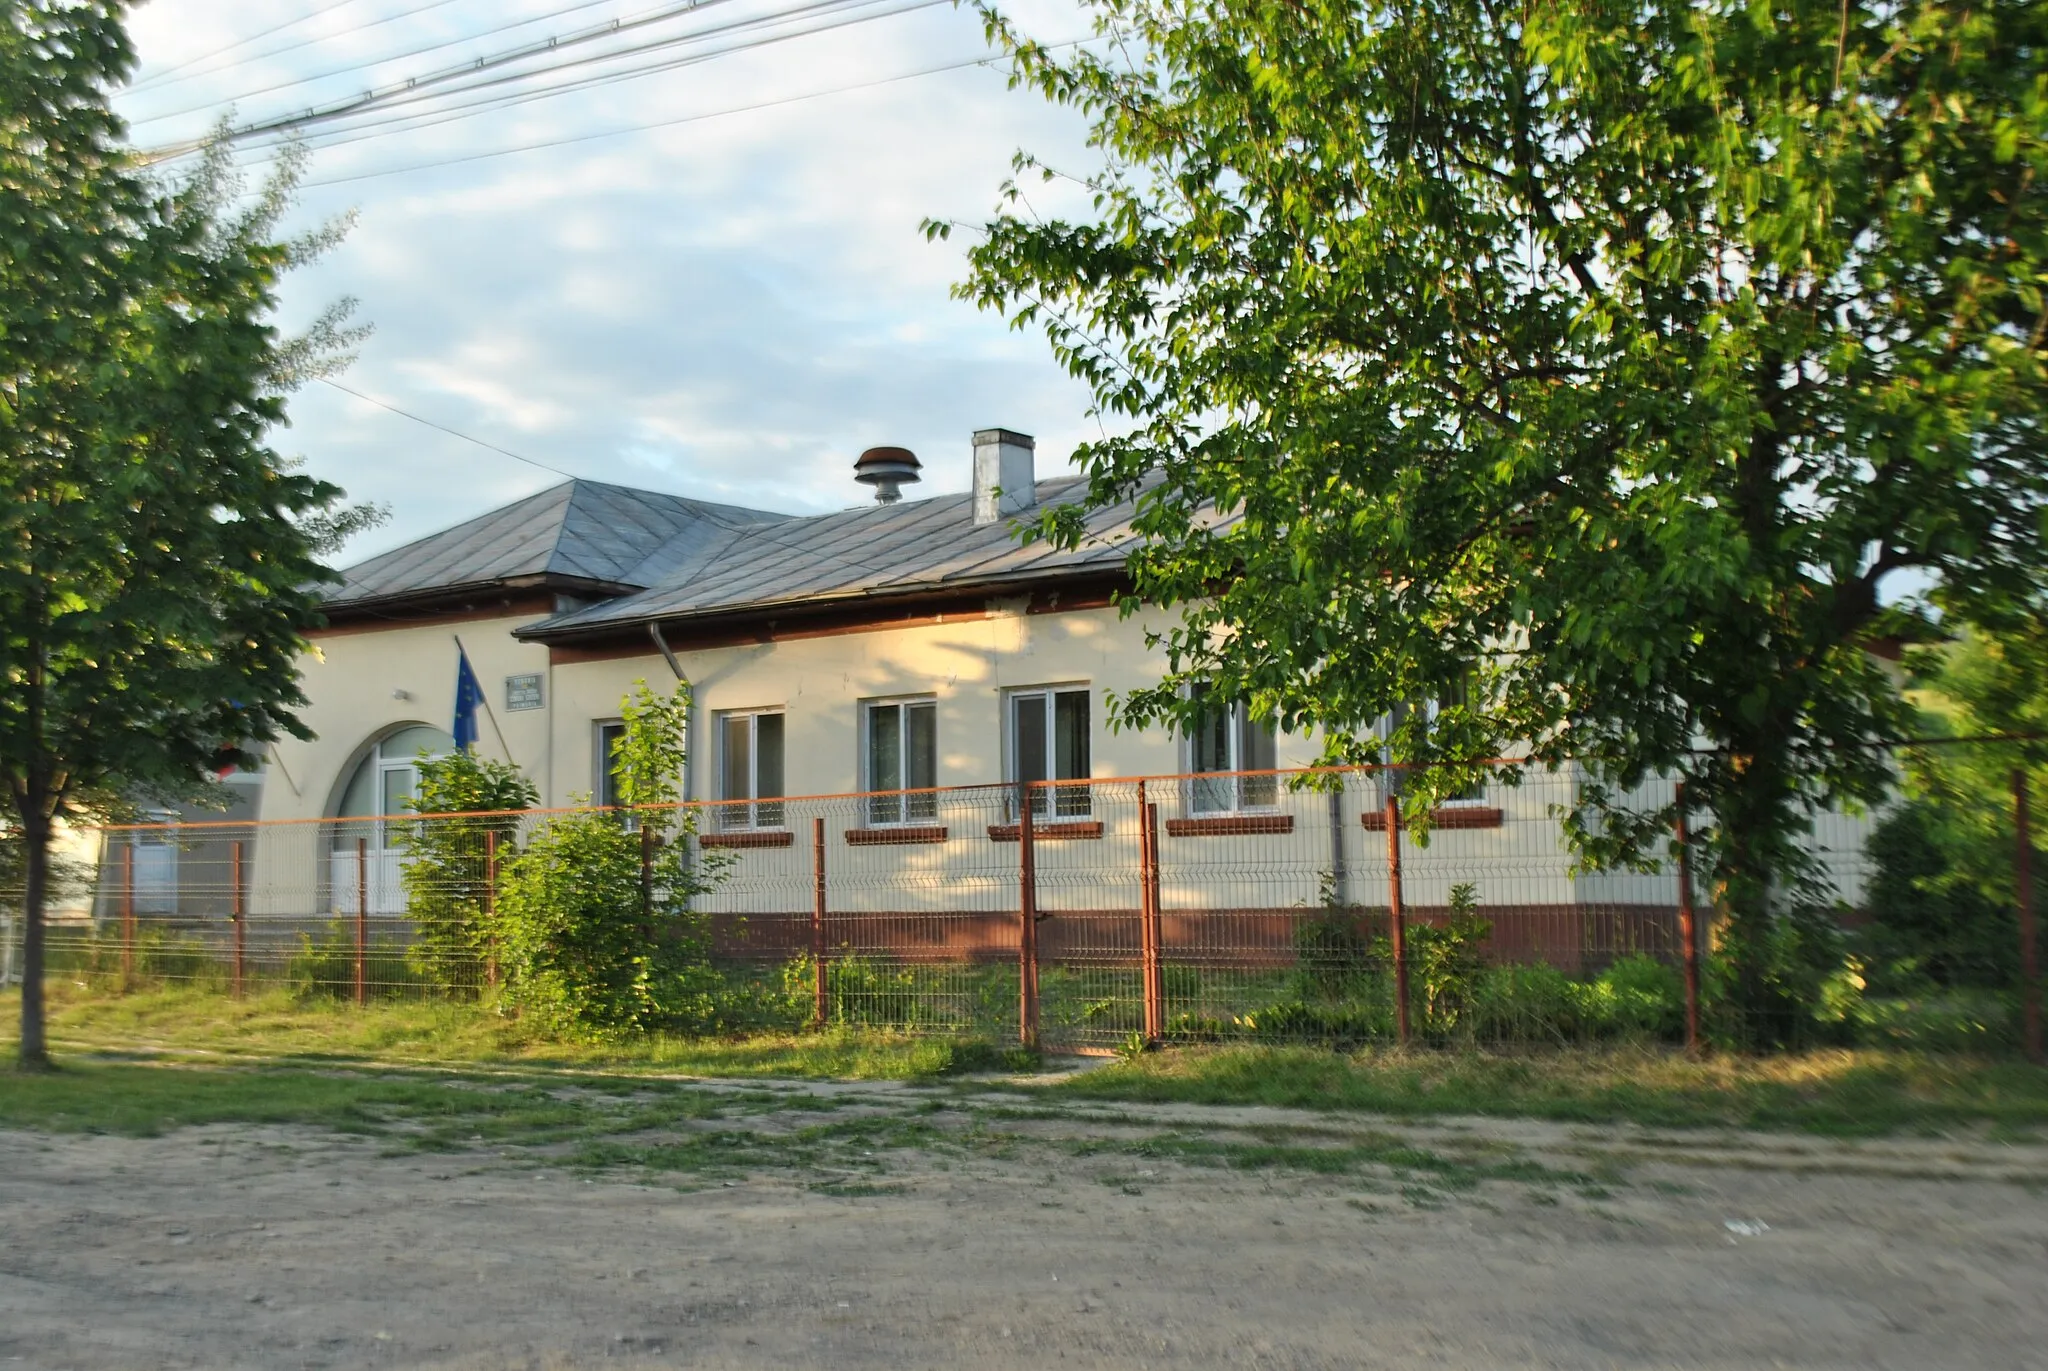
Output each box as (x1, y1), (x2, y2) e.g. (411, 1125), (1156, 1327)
(328, 724), (454, 917)
(594, 721), (627, 810)
(1009, 687), (1091, 818)
(334, 724), (455, 848)
(1187, 683), (1277, 813)
(717, 709), (785, 830)
(863, 698), (937, 825)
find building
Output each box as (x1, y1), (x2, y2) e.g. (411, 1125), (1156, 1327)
(250, 428), (1358, 830)
(88, 427), (1888, 989)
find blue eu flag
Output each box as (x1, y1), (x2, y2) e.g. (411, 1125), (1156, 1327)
(453, 647), (483, 753)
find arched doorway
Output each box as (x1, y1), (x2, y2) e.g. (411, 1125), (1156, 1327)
(329, 724), (455, 915)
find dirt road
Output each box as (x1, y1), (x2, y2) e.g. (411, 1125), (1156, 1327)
(2, 1076), (2043, 1369)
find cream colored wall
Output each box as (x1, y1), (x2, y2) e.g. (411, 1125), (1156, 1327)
(239, 596), (1877, 925)
(250, 611), (555, 917)
(262, 611), (555, 823)
(545, 600), (1327, 805)
(548, 601), (1584, 916)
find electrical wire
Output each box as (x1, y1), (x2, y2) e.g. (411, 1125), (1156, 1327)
(126, 0), (628, 123)
(219, 0), (943, 165)
(143, 0), (767, 155)
(293, 42), (1019, 186)
(317, 378), (910, 580)
(320, 378), (582, 480)
(286, 37), (1078, 188)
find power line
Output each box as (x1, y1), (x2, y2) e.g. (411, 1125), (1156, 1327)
(320, 377), (583, 480)
(142, 0), (762, 156)
(223, 0), (944, 166)
(126, 0), (626, 124)
(292, 42), (1034, 186)
(217, 0), (914, 149)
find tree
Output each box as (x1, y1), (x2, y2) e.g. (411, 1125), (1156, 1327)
(1863, 623), (2048, 993)
(942, 0), (2048, 1042)
(397, 750), (538, 990)
(490, 682), (731, 1038)
(0, 3), (375, 1068)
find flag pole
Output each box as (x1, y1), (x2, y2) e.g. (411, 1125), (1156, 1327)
(451, 634), (514, 761)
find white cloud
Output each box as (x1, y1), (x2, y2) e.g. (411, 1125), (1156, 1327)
(119, 0), (1110, 561)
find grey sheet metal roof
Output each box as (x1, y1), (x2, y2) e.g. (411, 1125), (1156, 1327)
(327, 479), (789, 608)
(519, 477), (1144, 641)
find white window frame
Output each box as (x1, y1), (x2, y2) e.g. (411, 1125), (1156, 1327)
(1005, 684), (1093, 819)
(861, 695), (938, 826)
(1184, 686), (1279, 814)
(715, 708), (786, 831)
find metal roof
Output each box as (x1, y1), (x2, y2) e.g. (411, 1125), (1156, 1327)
(327, 479), (789, 607)
(519, 477), (1146, 641)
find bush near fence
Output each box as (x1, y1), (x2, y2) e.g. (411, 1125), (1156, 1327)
(11, 755), (2041, 1055)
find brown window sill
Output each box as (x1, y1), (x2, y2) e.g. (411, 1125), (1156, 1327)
(699, 829), (794, 849)
(1361, 806), (1503, 831)
(1164, 813), (1294, 838)
(844, 826), (948, 846)
(987, 821), (1105, 843)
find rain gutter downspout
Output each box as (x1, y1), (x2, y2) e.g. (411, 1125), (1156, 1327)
(647, 622), (693, 806)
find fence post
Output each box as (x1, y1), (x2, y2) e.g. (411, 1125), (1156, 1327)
(1019, 786), (1040, 1050)
(1384, 792), (1410, 1046)
(812, 815), (829, 1028)
(231, 840), (246, 1001)
(483, 828), (499, 991)
(120, 842), (136, 993)
(1139, 785), (1165, 1045)
(354, 837), (368, 1007)
(1675, 783), (1702, 1056)
(2016, 770), (2042, 1065)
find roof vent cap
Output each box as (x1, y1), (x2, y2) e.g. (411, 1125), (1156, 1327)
(854, 445), (921, 505)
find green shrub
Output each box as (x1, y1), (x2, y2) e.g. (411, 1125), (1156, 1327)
(397, 749), (537, 990)
(1583, 953), (1685, 1039)
(488, 682), (732, 1040)
(46, 926), (227, 991)
(1852, 989), (2018, 1051)
(1409, 883), (1490, 1036)
(1293, 906), (1381, 1000)
(1703, 903), (1859, 1049)
(1468, 963), (1584, 1043)
(491, 810), (719, 1037)
(1235, 998), (1391, 1045)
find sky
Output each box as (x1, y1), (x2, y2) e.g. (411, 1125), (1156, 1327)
(115, 0), (1106, 564)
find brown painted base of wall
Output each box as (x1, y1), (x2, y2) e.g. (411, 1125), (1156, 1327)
(712, 902), (1685, 976)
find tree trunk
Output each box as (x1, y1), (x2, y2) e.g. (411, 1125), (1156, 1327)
(1708, 743), (1804, 1051)
(16, 800), (51, 1070)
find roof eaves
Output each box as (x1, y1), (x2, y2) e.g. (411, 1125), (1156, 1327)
(514, 558), (1124, 643)
(321, 571), (640, 618)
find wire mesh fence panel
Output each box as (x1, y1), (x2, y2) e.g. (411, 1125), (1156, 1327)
(1025, 780), (1149, 1050)
(808, 786), (1018, 1037)
(5, 741), (2039, 1056)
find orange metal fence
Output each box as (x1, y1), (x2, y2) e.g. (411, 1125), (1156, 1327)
(8, 754), (2040, 1054)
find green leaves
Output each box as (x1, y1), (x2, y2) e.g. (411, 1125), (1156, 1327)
(955, 0), (2047, 1027)
(490, 681), (730, 1040)
(1, 3), (376, 1062)
(397, 750), (540, 988)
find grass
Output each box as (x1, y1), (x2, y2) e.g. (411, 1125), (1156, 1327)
(1, 982), (1028, 1081)
(8, 984), (2048, 1140)
(1024, 1044), (2048, 1135)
